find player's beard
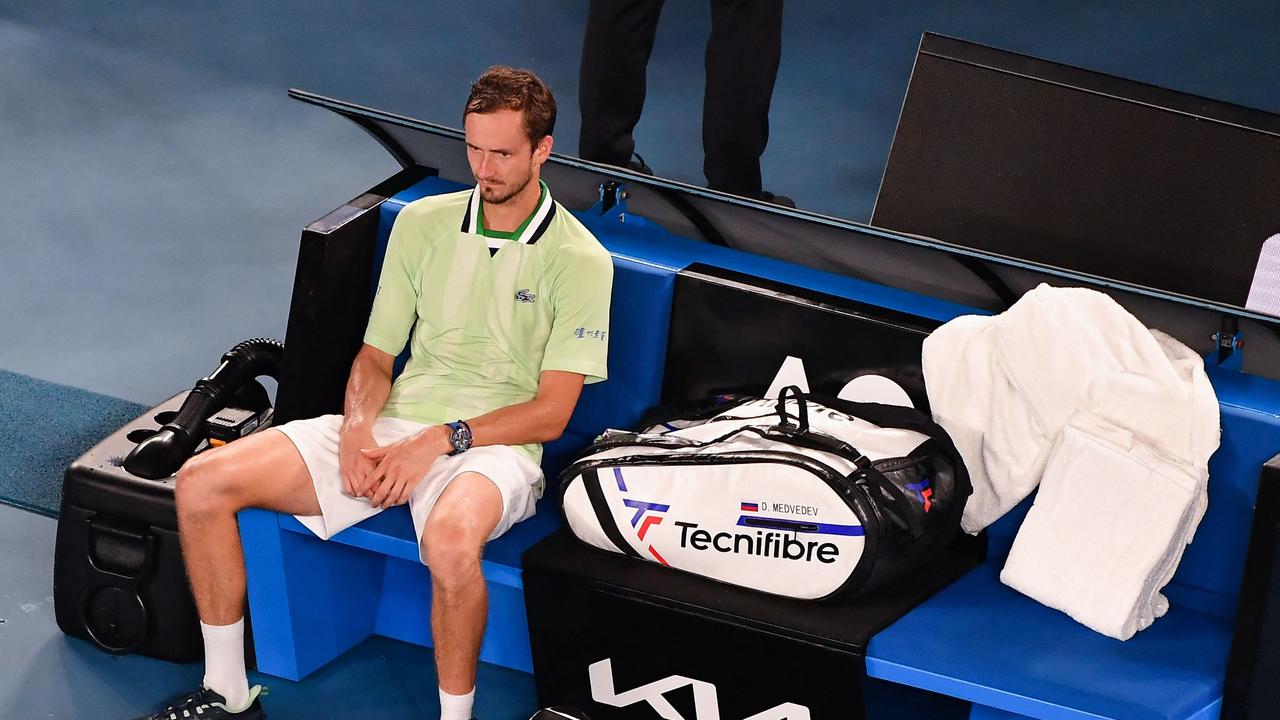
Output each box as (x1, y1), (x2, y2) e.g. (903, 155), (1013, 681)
(478, 165), (533, 205)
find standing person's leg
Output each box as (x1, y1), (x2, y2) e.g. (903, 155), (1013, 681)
(702, 0), (784, 198)
(578, 0), (667, 166)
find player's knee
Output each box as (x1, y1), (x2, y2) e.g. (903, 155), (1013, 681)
(174, 450), (241, 516)
(421, 517), (484, 589)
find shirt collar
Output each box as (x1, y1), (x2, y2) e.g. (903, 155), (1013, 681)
(460, 180), (555, 246)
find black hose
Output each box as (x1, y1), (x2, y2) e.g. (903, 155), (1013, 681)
(124, 338), (284, 479)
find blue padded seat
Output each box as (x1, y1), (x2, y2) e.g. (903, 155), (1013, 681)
(868, 561), (1231, 720)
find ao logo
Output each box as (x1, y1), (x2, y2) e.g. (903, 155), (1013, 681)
(588, 658), (811, 720)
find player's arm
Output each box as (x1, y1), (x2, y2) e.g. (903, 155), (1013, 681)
(362, 370), (585, 508)
(346, 204), (421, 498)
(339, 343), (396, 497)
(461, 368), (586, 445)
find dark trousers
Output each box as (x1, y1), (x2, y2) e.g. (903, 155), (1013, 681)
(578, 0), (784, 198)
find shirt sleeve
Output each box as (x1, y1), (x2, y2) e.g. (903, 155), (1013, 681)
(362, 210), (422, 356)
(541, 242), (613, 384)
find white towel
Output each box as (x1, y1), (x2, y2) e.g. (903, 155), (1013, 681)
(923, 284), (1220, 639)
(1000, 413), (1208, 640)
(923, 284), (1218, 534)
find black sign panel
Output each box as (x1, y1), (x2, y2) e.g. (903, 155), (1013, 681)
(661, 264), (939, 412)
(523, 531), (973, 719)
(874, 33), (1280, 311)
(1224, 456), (1280, 719)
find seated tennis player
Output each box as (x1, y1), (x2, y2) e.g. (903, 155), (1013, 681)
(132, 65), (612, 720)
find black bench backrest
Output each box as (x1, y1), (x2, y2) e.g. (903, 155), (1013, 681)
(662, 264), (940, 411)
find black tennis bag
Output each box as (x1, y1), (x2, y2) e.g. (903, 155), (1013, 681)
(559, 387), (971, 601)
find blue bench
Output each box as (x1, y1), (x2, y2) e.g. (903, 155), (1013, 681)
(240, 174), (1280, 720)
(238, 174), (972, 681)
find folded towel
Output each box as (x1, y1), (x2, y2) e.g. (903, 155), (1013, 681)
(1000, 415), (1207, 640)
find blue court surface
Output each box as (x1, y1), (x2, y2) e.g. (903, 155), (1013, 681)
(0, 504), (537, 718)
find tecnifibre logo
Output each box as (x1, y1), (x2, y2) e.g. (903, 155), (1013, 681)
(588, 658), (811, 720)
(674, 521), (841, 564)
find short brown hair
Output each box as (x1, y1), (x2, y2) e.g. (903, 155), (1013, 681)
(465, 66), (557, 146)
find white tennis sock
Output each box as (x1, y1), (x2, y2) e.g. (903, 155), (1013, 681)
(201, 618), (251, 711)
(439, 687), (475, 720)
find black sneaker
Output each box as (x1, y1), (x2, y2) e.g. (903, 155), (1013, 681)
(626, 152), (653, 175)
(131, 685), (267, 719)
(760, 191), (796, 208)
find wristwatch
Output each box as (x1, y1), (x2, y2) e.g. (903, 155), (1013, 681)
(446, 420), (473, 455)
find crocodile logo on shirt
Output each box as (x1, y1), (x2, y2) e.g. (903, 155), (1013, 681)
(515, 289), (537, 304)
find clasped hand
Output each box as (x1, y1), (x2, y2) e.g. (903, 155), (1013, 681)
(339, 426), (448, 509)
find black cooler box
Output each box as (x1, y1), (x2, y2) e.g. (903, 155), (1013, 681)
(523, 530), (978, 719)
(53, 391), (264, 662)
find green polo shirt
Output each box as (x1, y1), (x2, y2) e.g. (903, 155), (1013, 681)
(363, 182), (613, 465)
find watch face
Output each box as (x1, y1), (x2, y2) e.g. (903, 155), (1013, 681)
(451, 424), (472, 452)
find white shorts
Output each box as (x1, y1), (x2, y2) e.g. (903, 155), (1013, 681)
(275, 415), (544, 563)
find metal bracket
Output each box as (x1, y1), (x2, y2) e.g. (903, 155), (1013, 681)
(1212, 316), (1244, 371)
(597, 180), (628, 215)
(590, 180), (652, 228)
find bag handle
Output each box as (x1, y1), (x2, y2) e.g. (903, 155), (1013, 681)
(771, 389), (928, 538)
(775, 385), (809, 434)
